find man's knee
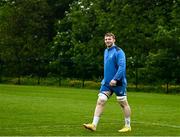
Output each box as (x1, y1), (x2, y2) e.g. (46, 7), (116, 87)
(116, 96), (128, 108)
(117, 96), (127, 102)
(97, 93), (108, 105)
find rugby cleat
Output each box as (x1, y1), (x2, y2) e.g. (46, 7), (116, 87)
(118, 126), (131, 132)
(83, 123), (96, 131)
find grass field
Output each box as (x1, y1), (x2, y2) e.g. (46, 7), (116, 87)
(0, 84), (180, 136)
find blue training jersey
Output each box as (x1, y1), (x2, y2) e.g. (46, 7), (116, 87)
(101, 45), (127, 87)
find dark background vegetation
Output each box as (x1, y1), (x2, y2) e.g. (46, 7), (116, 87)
(0, 0), (180, 93)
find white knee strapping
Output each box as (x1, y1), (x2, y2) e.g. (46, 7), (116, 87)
(98, 93), (108, 101)
(116, 96), (127, 102)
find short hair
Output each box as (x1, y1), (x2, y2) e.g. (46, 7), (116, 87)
(105, 32), (116, 39)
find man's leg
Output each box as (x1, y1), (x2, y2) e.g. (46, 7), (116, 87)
(83, 92), (110, 131)
(117, 96), (131, 132)
(93, 92), (109, 125)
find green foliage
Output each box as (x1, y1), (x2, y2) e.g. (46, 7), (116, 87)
(0, 0), (180, 90)
(52, 0), (105, 80)
(146, 48), (180, 92)
(0, 0), (52, 81)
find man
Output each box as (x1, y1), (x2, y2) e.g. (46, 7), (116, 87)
(83, 32), (131, 132)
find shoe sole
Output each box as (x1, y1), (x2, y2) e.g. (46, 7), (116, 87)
(118, 129), (131, 132)
(83, 124), (96, 131)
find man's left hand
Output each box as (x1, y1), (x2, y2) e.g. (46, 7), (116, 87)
(109, 79), (117, 86)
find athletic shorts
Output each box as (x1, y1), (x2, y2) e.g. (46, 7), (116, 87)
(100, 84), (127, 96)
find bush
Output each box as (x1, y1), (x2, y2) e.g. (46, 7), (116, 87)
(84, 81), (100, 89)
(0, 76), (179, 93)
(68, 80), (82, 88)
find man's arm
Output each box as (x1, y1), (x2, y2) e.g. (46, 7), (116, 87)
(110, 50), (126, 86)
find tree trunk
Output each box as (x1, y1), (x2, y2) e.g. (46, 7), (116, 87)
(135, 67), (138, 90)
(0, 55), (2, 82)
(166, 82), (169, 93)
(17, 75), (21, 85)
(0, 63), (2, 83)
(59, 76), (61, 86)
(37, 76), (40, 85)
(82, 79), (85, 88)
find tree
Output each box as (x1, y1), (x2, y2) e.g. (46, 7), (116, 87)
(145, 0), (180, 92)
(0, 0), (52, 84)
(52, 0), (106, 86)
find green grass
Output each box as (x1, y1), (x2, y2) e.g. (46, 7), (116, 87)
(0, 84), (180, 136)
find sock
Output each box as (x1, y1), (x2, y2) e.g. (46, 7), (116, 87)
(92, 116), (100, 127)
(125, 117), (131, 127)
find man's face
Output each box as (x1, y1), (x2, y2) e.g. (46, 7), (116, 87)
(104, 36), (115, 48)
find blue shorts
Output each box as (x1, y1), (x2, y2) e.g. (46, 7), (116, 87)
(100, 84), (127, 96)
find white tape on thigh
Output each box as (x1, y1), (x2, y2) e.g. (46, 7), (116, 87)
(116, 96), (127, 101)
(98, 93), (108, 101)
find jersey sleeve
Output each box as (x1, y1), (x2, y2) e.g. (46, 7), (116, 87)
(113, 50), (126, 81)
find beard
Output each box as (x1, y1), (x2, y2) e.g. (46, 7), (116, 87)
(106, 42), (113, 48)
